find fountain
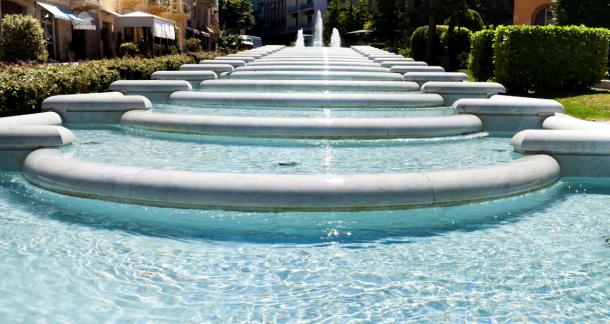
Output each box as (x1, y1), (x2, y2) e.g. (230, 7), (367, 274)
(313, 10), (323, 47)
(295, 29), (305, 47)
(330, 28), (341, 47)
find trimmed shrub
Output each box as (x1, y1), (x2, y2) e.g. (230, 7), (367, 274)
(410, 25), (472, 70)
(445, 9), (484, 32)
(0, 52), (224, 116)
(494, 25), (610, 93)
(185, 38), (203, 52)
(0, 14), (48, 63)
(119, 42), (139, 57)
(468, 29), (496, 81)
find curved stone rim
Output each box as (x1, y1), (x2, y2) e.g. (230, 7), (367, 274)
(120, 111), (483, 139)
(168, 91), (445, 108)
(23, 150), (560, 211)
(198, 79), (420, 92)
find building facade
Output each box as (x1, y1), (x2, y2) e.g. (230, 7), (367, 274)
(254, 0), (327, 44)
(0, 0), (218, 61)
(513, 0), (553, 25)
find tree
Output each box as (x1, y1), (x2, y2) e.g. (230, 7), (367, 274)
(324, 0), (342, 42)
(351, 0), (371, 31)
(425, 0), (468, 62)
(467, 0), (514, 26)
(325, 0), (371, 42)
(555, 0), (610, 28)
(0, 14), (47, 62)
(373, 0), (397, 44)
(218, 0), (256, 33)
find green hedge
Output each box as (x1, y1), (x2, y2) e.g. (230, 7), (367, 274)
(494, 26), (610, 93)
(468, 29), (496, 81)
(0, 14), (48, 63)
(0, 52), (221, 116)
(410, 25), (472, 70)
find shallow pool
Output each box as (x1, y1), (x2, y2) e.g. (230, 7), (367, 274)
(0, 174), (607, 322)
(61, 127), (516, 174)
(153, 103), (454, 118)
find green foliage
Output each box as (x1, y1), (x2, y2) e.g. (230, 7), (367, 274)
(555, 0), (610, 29)
(467, 0), (513, 26)
(446, 9), (484, 32)
(410, 25), (472, 70)
(218, 0), (255, 33)
(119, 42), (139, 57)
(185, 38), (203, 52)
(494, 26), (610, 93)
(324, 0), (370, 43)
(324, 0), (342, 42)
(0, 14), (48, 63)
(468, 28), (495, 81)
(0, 52), (223, 116)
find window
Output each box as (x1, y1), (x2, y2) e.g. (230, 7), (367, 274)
(534, 6), (554, 26)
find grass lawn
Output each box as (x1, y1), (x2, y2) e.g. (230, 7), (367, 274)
(549, 89), (610, 121)
(528, 88), (610, 121)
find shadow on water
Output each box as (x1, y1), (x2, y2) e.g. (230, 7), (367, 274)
(2, 173), (606, 245)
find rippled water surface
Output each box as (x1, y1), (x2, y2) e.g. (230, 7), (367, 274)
(153, 103), (454, 118)
(0, 175), (608, 322)
(61, 127), (516, 174)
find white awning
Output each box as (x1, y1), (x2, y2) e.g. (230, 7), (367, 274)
(36, 2), (82, 24)
(117, 11), (175, 40)
(73, 11), (96, 30)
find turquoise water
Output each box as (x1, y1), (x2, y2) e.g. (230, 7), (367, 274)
(0, 174), (608, 321)
(153, 103), (454, 118)
(61, 127), (516, 174)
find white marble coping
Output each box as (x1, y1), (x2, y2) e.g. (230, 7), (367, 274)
(199, 59), (246, 67)
(109, 80), (192, 92)
(225, 71), (404, 81)
(423, 82), (505, 95)
(403, 72), (468, 82)
(168, 91), (444, 108)
(0, 112), (62, 126)
(42, 92), (151, 112)
(150, 70), (218, 81)
(198, 79), (420, 92)
(179, 64), (235, 73)
(454, 96), (564, 115)
(394, 66), (446, 73)
(513, 129), (610, 155)
(235, 65), (391, 73)
(23, 150), (560, 211)
(120, 111), (482, 139)
(0, 126), (74, 149)
(247, 61), (382, 67)
(380, 61), (427, 68)
(543, 113), (610, 131)
(214, 56), (256, 63)
(374, 57), (415, 63)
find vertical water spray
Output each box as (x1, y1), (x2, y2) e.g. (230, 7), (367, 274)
(313, 10), (323, 47)
(295, 29), (305, 47)
(330, 28), (341, 47)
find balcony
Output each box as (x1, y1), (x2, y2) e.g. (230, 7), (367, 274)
(287, 5), (298, 12)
